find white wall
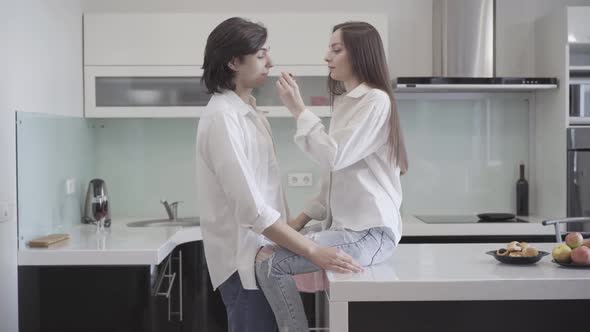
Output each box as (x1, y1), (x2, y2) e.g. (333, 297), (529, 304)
(496, 0), (590, 76)
(0, 0), (83, 330)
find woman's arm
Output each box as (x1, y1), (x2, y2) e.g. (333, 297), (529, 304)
(276, 72), (391, 171)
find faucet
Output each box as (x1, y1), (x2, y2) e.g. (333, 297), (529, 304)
(160, 199), (182, 221)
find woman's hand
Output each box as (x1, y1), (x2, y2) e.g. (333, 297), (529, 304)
(307, 245), (363, 273)
(276, 72), (306, 118)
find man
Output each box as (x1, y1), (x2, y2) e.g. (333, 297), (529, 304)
(197, 17), (361, 332)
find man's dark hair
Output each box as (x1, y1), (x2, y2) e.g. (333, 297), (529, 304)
(201, 17), (267, 94)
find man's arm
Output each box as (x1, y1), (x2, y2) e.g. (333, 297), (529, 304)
(263, 221), (362, 273)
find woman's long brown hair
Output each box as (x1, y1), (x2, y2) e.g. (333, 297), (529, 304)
(328, 21), (408, 174)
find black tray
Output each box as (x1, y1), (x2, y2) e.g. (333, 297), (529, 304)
(486, 250), (549, 265)
(551, 260), (590, 268)
(478, 213), (515, 221)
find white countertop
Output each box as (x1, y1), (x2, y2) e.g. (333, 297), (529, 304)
(16, 214), (560, 266)
(402, 215), (561, 237)
(18, 219), (202, 266)
(327, 243), (590, 302)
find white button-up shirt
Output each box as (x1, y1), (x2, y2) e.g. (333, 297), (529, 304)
(295, 83), (403, 245)
(196, 90), (288, 290)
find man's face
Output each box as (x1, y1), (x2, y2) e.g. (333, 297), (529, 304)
(232, 43), (273, 89)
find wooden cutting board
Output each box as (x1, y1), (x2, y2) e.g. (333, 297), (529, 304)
(27, 234), (70, 248)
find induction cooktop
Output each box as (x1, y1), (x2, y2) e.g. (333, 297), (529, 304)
(416, 215), (528, 224)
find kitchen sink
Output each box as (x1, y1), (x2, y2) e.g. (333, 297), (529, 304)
(126, 217), (200, 228)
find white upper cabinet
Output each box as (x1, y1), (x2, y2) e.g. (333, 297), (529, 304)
(84, 13), (387, 66)
(84, 13), (221, 66)
(83, 12), (387, 117)
(568, 7), (590, 44)
(260, 13), (388, 65)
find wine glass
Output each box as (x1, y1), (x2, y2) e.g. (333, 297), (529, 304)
(93, 195), (108, 234)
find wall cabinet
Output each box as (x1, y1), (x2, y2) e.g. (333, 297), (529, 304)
(83, 12), (386, 118)
(568, 7), (590, 44)
(84, 65), (332, 118)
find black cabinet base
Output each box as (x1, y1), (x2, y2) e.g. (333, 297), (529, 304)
(18, 265), (151, 332)
(18, 241), (229, 332)
(349, 300), (589, 332)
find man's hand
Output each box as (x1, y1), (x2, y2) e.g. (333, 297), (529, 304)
(307, 245), (363, 273)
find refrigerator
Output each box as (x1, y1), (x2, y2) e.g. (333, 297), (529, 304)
(567, 127), (590, 233)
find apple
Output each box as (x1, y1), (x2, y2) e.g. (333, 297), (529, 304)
(571, 246), (590, 265)
(565, 232), (584, 249)
(583, 238), (590, 248)
(552, 243), (572, 263)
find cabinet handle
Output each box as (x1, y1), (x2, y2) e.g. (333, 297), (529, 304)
(152, 255), (176, 298)
(157, 273), (176, 299)
(170, 250), (183, 322)
(152, 250), (184, 322)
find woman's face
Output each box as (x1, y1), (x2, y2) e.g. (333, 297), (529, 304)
(324, 29), (354, 82)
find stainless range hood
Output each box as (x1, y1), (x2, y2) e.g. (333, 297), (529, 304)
(396, 0), (557, 91)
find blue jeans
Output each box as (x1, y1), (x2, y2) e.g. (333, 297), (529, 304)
(255, 227), (396, 332)
(218, 271), (278, 332)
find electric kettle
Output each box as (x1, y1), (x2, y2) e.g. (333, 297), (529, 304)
(82, 178), (111, 227)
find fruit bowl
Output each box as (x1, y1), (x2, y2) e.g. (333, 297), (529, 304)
(486, 250), (549, 265)
(551, 260), (590, 268)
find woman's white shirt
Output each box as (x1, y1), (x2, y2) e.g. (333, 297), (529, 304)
(295, 83), (403, 244)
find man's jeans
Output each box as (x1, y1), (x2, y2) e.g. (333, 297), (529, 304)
(218, 271), (278, 332)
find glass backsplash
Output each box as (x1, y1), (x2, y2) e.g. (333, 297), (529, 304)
(17, 94), (531, 240)
(398, 96), (530, 215)
(16, 112), (96, 244)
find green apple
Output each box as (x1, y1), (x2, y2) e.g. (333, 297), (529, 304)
(552, 243), (572, 263)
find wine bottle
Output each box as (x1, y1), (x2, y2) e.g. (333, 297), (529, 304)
(516, 163), (529, 216)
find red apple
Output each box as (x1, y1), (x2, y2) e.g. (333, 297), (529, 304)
(565, 232), (584, 249)
(583, 238), (590, 248)
(571, 246), (590, 265)
(552, 244), (572, 263)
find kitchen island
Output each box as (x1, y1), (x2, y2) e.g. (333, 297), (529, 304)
(326, 243), (590, 332)
(17, 217), (574, 332)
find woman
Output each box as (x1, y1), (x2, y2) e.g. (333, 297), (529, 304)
(255, 21), (408, 331)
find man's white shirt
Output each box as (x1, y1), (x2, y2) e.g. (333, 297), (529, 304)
(196, 90), (289, 290)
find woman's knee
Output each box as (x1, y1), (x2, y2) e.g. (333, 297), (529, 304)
(255, 245), (276, 281)
(256, 245), (275, 264)
(255, 245), (293, 277)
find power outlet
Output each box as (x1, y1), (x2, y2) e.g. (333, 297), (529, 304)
(65, 178), (76, 195)
(288, 173), (313, 187)
(0, 202), (11, 223)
